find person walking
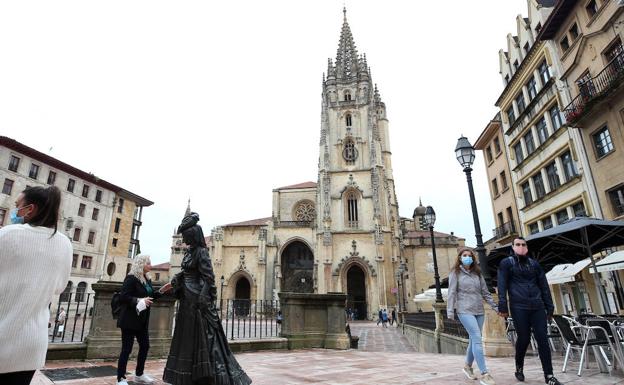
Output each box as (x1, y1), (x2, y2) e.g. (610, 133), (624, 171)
(498, 237), (563, 385)
(377, 308), (383, 326)
(391, 308), (397, 326)
(116, 254), (171, 385)
(381, 309), (388, 328)
(55, 307), (66, 337)
(447, 248), (497, 385)
(0, 186), (72, 385)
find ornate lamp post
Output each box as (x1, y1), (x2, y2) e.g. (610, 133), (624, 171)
(424, 206), (444, 303)
(455, 136), (491, 289)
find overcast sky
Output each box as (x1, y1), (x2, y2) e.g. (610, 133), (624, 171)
(0, 0), (529, 264)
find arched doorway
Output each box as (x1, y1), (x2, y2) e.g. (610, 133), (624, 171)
(346, 265), (366, 320)
(234, 277), (251, 316)
(281, 241), (314, 293)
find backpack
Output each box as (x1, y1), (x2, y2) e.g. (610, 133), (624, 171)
(111, 292), (122, 319)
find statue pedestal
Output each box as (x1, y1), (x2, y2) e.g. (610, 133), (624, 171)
(482, 294), (514, 357)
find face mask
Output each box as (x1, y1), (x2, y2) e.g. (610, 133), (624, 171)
(461, 256), (473, 266)
(10, 208), (25, 224)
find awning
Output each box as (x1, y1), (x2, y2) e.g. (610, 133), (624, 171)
(413, 288), (448, 302)
(590, 251), (624, 273)
(547, 259), (591, 285)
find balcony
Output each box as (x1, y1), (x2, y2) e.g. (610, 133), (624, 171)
(564, 48), (624, 124)
(492, 221), (517, 240)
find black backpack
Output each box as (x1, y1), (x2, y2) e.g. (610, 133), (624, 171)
(111, 292), (122, 319)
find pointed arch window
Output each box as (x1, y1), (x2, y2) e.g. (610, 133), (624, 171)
(343, 139), (357, 165)
(344, 90), (352, 101)
(346, 114), (352, 127)
(346, 191), (359, 228)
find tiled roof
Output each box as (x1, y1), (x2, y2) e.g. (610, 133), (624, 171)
(224, 217), (272, 227)
(276, 181), (317, 190)
(405, 230), (465, 240)
(152, 262), (170, 270)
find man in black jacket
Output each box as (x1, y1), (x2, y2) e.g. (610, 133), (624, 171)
(498, 237), (563, 385)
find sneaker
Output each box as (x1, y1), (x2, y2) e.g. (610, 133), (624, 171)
(514, 367), (525, 382)
(480, 373), (496, 385)
(462, 365), (477, 380)
(546, 375), (563, 385)
(116, 380), (128, 385)
(134, 374), (155, 383)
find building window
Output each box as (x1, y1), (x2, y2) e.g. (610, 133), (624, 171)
(493, 136), (501, 154)
(533, 173), (546, 200)
(76, 282), (87, 302)
(111, 238), (118, 247)
(29, 164), (40, 180)
(504, 74), (510, 85)
(585, 0), (598, 18)
(81, 256), (92, 269)
(536, 117), (549, 145)
(47, 171), (56, 185)
(8, 155), (21, 172)
(546, 162), (561, 191)
(155, 273), (161, 281)
(78, 203), (86, 217)
(561, 36), (570, 52)
(514, 142), (524, 164)
(522, 182), (533, 206)
(538, 60), (550, 85)
(492, 178), (499, 197)
(604, 40), (623, 63)
(294, 200), (316, 222)
(569, 23), (579, 41)
(523, 42), (530, 56)
(2, 179), (14, 195)
(72, 254), (78, 268)
(573, 201), (586, 217)
(529, 222), (539, 234)
(344, 90), (352, 101)
(342, 139), (358, 164)
(506, 106), (515, 125)
(92, 208), (99, 221)
(536, 22), (542, 34)
(82, 185), (90, 198)
(593, 126), (614, 158)
(542, 216), (553, 230)
(87, 231), (95, 245)
(500, 171), (508, 191)
(515, 93), (526, 114)
(0, 208), (6, 226)
(73, 228), (82, 242)
(114, 218), (121, 233)
(550, 105), (562, 130)
(561, 151), (578, 181)
(346, 191), (358, 228)
(67, 178), (75, 193)
(526, 77), (537, 100)
(556, 209), (569, 224)
(345, 114), (352, 127)
(513, 60), (519, 71)
(523, 130), (536, 155)
(95, 189), (102, 203)
(117, 198), (124, 214)
(608, 186), (624, 217)
(485, 146), (493, 163)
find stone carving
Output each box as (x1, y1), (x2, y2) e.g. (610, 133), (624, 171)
(332, 240), (377, 277)
(294, 200), (316, 221)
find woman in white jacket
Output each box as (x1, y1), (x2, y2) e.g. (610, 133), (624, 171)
(0, 186), (72, 385)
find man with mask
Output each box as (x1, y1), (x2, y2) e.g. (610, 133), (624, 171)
(498, 237), (562, 385)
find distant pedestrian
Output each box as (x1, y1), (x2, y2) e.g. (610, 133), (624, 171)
(377, 308), (383, 326)
(0, 186), (72, 385)
(353, 308), (358, 320)
(391, 308), (397, 326)
(55, 307), (66, 337)
(382, 309), (388, 328)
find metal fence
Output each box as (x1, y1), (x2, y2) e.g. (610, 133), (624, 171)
(49, 292), (94, 343)
(220, 299), (281, 340)
(404, 311), (468, 339)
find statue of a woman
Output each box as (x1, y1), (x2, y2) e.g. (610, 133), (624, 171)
(163, 212), (252, 385)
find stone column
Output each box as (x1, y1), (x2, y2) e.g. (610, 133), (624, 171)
(432, 301), (446, 354)
(85, 281), (176, 359)
(482, 294), (514, 357)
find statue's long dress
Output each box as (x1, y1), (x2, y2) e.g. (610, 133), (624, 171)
(163, 247), (252, 385)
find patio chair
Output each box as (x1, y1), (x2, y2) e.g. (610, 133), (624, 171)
(586, 318), (624, 371)
(552, 315), (614, 376)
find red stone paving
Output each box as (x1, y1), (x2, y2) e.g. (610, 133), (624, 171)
(33, 322), (624, 384)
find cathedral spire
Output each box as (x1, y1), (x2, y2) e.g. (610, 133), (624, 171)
(185, 198), (191, 217)
(335, 7), (359, 81)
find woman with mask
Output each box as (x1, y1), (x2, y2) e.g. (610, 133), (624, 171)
(447, 248), (497, 385)
(0, 186), (72, 385)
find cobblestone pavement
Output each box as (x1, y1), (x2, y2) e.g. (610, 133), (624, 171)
(33, 322), (624, 385)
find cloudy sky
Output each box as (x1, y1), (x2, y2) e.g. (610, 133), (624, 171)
(0, 0), (529, 264)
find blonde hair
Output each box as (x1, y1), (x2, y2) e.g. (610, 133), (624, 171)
(129, 254), (151, 284)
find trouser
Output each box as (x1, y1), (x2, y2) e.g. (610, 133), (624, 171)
(0, 370), (36, 385)
(510, 307), (553, 376)
(117, 327), (150, 381)
(458, 313), (487, 374)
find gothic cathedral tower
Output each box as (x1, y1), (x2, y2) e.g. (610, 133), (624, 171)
(316, 9), (402, 317)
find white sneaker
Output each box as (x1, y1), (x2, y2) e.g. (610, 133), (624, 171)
(134, 374), (155, 383)
(480, 373), (496, 385)
(117, 380), (128, 385)
(462, 365), (477, 380)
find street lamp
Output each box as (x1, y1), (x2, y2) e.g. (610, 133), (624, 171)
(455, 136), (491, 289)
(220, 275), (225, 317)
(398, 260), (407, 311)
(395, 270), (402, 313)
(424, 206), (444, 303)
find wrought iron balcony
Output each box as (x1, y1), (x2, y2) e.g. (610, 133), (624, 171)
(564, 47), (624, 124)
(492, 221), (517, 240)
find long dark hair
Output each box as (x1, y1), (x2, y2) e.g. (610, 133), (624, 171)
(453, 247), (482, 275)
(22, 186), (61, 234)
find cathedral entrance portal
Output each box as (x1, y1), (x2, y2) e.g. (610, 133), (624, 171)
(281, 241), (314, 293)
(234, 277), (251, 316)
(346, 265), (367, 320)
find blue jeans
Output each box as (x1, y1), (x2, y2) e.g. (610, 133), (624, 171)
(458, 313), (488, 374)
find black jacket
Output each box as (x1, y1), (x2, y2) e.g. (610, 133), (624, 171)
(497, 255), (554, 314)
(116, 275), (162, 331)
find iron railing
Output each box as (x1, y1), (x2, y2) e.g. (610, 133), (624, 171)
(220, 299), (281, 340)
(49, 292), (94, 343)
(404, 311), (468, 339)
(492, 221), (517, 239)
(564, 47), (624, 123)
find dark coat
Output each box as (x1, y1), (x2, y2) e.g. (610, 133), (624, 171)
(116, 275), (162, 331)
(497, 255), (554, 314)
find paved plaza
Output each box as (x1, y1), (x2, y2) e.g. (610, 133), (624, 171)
(33, 322), (623, 385)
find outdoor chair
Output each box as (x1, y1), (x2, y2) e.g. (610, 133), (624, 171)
(552, 315), (615, 376)
(586, 318), (624, 371)
(506, 317), (517, 347)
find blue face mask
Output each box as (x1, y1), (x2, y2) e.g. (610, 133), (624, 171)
(9, 208), (24, 224)
(461, 256), (473, 266)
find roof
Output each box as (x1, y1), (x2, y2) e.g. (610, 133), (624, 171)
(404, 230), (465, 240)
(474, 114), (502, 150)
(152, 262), (170, 270)
(0, 136), (153, 206)
(224, 217), (272, 227)
(275, 181), (317, 190)
(537, 0), (577, 40)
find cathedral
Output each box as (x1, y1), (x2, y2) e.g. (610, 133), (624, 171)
(169, 9), (464, 319)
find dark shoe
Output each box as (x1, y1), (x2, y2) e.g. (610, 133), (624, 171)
(546, 375), (563, 385)
(514, 367), (524, 382)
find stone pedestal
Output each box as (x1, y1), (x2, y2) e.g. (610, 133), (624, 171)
(85, 281), (176, 359)
(432, 302), (446, 353)
(482, 294), (514, 357)
(278, 292), (350, 350)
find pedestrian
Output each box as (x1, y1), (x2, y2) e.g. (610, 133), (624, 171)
(382, 309), (388, 328)
(391, 308), (397, 326)
(377, 308), (383, 326)
(56, 307), (66, 337)
(498, 237), (563, 385)
(447, 248), (497, 385)
(353, 308), (358, 320)
(0, 186), (72, 385)
(116, 254), (172, 385)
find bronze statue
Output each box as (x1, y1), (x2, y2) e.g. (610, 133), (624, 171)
(163, 212), (252, 385)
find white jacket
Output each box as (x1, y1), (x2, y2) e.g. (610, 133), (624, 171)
(0, 224), (72, 373)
